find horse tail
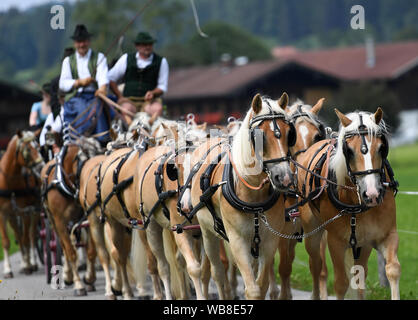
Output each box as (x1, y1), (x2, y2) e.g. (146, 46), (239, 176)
(129, 230), (147, 292)
(162, 228), (185, 299)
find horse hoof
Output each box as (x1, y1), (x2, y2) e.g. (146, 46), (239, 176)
(111, 286), (123, 296)
(3, 272), (13, 279)
(137, 295), (151, 300)
(234, 296), (240, 300)
(31, 265), (38, 272)
(64, 279), (74, 286)
(19, 267), (32, 275)
(86, 284), (96, 292)
(106, 294), (117, 300)
(74, 288), (87, 296)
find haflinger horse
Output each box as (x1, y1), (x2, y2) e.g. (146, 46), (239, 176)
(296, 107), (400, 300)
(134, 120), (210, 300)
(0, 130), (44, 278)
(185, 93), (295, 299)
(41, 135), (103, 296)
(78, 118), (159, 300)
(270, 98), (327, 300)
(95, 121), (184, 300)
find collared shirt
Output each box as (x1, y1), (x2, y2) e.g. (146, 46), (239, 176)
(59, 48), (109, 93)
(108, 52), (169, 93)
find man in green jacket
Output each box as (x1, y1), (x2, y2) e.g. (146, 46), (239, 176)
(108, 32), (169, 115)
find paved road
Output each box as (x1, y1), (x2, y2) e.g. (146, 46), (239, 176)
(0, 253), (331, 300)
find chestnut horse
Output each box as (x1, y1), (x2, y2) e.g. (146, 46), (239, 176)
(41, 137), (103, 295)
(186, 93), (295, 299)
(270, 98), (327, 300)
(296, 108), (400, 300)
(0, 130), (44, 278)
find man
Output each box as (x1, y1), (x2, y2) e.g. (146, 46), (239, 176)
(108, 31), (169, 115)
(59, 24), (112, 142)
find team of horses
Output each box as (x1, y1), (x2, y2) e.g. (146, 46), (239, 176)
(0, 92), (400, 300)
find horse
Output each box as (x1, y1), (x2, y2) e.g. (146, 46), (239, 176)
(133, 120), (210, 300)
(40, 136), (103, 296)
(78, 118), (160, 300)
(0, 130), (44, 278)
(184, 93), (295, 299)
(270, 97), (327, 300)
(296, 108), (400, 300)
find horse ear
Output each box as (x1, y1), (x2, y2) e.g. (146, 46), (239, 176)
(278, 92), (289, 109)
(161, 122), (168, 130)
(311, 98), (325, 115)
(197, 122), (207, 131)
(251, 93), (262, 114)
(374, 107), (384, 125)
(17, 130), (23, 138)
(149, 112), (158, 126)
(334, 108), (352, 127)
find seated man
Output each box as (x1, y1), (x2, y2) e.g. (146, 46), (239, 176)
(108, 31), (169, 115)
(59, 24), (113, 143)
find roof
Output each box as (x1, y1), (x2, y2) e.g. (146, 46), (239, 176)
(282, 40), (418, 81)
(166, 59), (288, 100)
(165, 40), (418, 100)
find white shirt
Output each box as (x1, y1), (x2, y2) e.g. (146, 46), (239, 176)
(39, 107), (64, 146)
(108, 52), (169, 93)
(59, 49), (109, 93)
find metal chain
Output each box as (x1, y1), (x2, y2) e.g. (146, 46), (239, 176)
(260, 210), (348, 240)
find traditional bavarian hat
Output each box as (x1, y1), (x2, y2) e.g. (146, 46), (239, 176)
(134, 31), (156, 44)
(70, 24), (93, 41)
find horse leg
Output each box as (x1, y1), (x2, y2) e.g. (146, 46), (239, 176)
(138, 229), (163, 300)
(29, 212), (40, 272)
(146, 220), (173, 300)
(304, 230), (325, 300)
(327, 235), (349, 300)
(88, 213), (114, 299)
(53, 212), (86, 296)
(319, 231), (328, 300)
(20, 215), (33, 274)
(174, 231), (205, 300)
(63, 253), (73, 286)
(0, 213), (13, 278)
(227, 233), (260, 300)
(107, 219), (134, 300)
(83, 229), (97, 292)
(278, 237), (297, 300)
(354, 245), (372, 300)
(378, 230), (401, 300)
(200, 251), (211, 299)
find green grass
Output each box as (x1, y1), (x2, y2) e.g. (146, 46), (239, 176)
(276, 143), (418, 300)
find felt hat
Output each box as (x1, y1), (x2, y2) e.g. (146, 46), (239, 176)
(70, 24), (93, 41)
(134, 32), (156, 45)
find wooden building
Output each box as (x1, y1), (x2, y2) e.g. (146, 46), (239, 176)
(164, 40), (418, 123)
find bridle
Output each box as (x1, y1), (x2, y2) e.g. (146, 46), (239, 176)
(15, 134), (44, 173)
(342, 114), (388, 186)
(289, 105), (327, 158)
(249, 102), (296, 171)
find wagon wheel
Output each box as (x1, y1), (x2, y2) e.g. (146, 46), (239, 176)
(43, 218), (53, 284)
(36, 215), (45, 265)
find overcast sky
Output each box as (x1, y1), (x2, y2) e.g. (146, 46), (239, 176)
(0, 0), (78, 12)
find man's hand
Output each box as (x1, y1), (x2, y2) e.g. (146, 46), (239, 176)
(144, 90), (154, 101)
(95, 85), (107, 97)
(74, 77), (95, 88)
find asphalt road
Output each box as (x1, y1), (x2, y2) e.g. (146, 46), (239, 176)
(0, 252), (330, 300)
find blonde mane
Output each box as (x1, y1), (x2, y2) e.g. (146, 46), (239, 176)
(330, 111), (388, 185)
(287, 99), (323, 130)
(231, 96), (287, 178)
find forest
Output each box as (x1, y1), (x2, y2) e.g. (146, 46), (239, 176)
(0, 0), (417, 88)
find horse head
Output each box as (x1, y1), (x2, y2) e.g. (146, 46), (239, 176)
(332, 107), (388, 207)
(286, 98), (327, 159)
(15, 130), (45, 178)
(231, 93), (295, 191)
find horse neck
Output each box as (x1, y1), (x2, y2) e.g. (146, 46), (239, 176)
(63, 145), (81, 176)
(0, 137), (22, 178)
